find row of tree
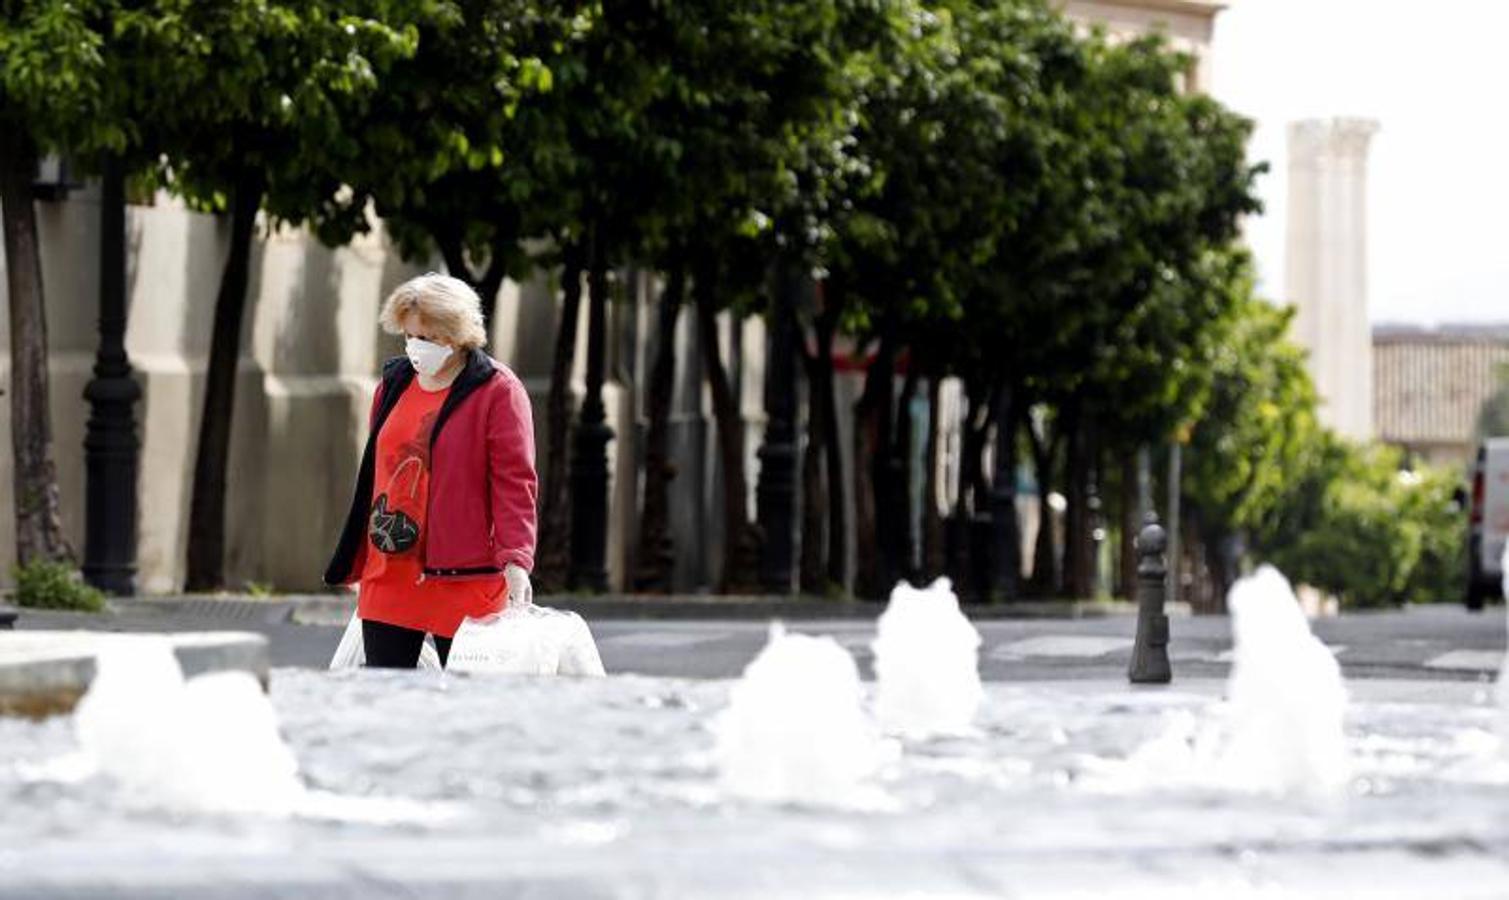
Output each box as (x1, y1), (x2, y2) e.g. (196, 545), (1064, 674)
(3, 0), (1462, 605)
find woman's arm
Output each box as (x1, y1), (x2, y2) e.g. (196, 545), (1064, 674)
(487, 372), (539, 573)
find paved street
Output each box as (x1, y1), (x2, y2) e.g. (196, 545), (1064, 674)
(12, 598), (1506, 683)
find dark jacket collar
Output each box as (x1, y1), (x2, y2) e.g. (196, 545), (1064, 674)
(431, 348), (496, 450)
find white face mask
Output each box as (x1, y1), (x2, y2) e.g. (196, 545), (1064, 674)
(406, 336), (454, 377)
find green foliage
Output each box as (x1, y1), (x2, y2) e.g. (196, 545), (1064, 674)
(1396, 465), (1469, 605)
(11, 0), (1455, 605)
(115, 1), (419, 226)
(244, 580), (276, 599)
(1259, 441), (1421, 607)
(1185, 287), (1468, 608)
(1252, 437), (1466, 608)
(0, 0), (111, 147)
(1185, 286), (1321, 536)
(330, 1), (591, 271)
(1026, 32), (1263, 439)
(11, 560), (106, 613)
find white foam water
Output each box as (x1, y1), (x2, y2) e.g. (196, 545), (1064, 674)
(871, 577), (983, 739)
(1221, 565), (1350, 797)
(713, 624), (890, 806)
(74, 640), (304, 815)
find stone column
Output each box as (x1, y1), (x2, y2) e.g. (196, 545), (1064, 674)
(1285, 118), (1379, 441)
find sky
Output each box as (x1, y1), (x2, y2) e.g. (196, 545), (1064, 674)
(1209, 0), (1508, 325)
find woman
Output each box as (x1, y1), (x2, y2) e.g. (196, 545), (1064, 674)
(324, 273), (538, 668)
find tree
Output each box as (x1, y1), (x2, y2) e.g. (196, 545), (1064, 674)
(321, 1), (592, 325)
(623, 0), (894, 592)
(1, 0), (120, 566)
(1182, 287), (1321, 602)
(109, 2), (417, 590)
(316, 1), (591, 589)
(994, 32), (1259, 599)
(818, 0), (1082, 598)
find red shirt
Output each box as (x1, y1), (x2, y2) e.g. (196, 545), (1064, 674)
(358, 381), (506, 637)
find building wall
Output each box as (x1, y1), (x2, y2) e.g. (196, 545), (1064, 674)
(0, 186), (436, 591)
(1373, 326), (1509, 468)
(0, 183), (741, 594)
(1059, 0), (1223, 91)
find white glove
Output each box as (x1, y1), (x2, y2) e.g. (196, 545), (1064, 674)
(505, 563), (533, 609)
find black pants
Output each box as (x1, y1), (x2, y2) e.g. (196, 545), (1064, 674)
(362, 619), (453, 669)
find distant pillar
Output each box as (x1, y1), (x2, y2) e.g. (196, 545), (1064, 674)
(1285, 118), (1379, 441)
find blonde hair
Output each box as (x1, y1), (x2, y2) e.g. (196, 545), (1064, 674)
(379, 272), (488, 350)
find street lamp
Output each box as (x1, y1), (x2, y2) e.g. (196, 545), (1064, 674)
(32, 154), (83, 201)
(82, 158), (142, 594)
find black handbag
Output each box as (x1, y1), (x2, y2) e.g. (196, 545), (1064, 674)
(369, 457), (423, 554)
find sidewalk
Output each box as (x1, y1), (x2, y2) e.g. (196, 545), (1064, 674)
(7, 593), (1503, 683)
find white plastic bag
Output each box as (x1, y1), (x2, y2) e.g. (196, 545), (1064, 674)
(327, 612), (443, 671)
(447, 603), (605, 677)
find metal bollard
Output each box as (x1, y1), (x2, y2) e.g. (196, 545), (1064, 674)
(1128, 515), (1171, 684)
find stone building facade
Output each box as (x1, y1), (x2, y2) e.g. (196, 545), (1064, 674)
(1373, 325), (1509, 468)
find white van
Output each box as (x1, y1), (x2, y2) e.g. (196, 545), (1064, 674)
(1467, 437), (1509, 609)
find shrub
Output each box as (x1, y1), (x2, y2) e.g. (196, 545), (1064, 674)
(11, 560), (106, 613)
(1255, 439), (1467, 608)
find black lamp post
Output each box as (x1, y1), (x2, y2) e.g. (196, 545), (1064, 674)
(82, 157), (141, 595)
(756, 264), (802, 595)
(568, 243), (612, 592)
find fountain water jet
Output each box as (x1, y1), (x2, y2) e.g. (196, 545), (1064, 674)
(1220, 565), (1350, 797)
(74, 640), (304, 815)
(713, 624), (890, 806)
(871, 577), (983, 739)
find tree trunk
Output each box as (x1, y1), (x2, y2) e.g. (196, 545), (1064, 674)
(853, 388), (880, 599)
(1119, 453), (1138, 600)
(951, 376), (992, 600)
(533, 244), (585, 591)
(799, 341), (826, 594)
(477, 246), (509, 339)
(800, 304), (844, 594)
(632, 264), (685, 592)
(818, 308), (846, 590)
(990, 379), (1020, 601)
(0, 126), (71, 565)
(694, 262), (759, 592)
(1026, 418), (1059, 595)
(922, 375), (946, 579)
(1061, 406), (1094, 599)
(184, 169), (265, 591)
(853, 324), (897, 600)
(892, 366), (920, 583)
(566, 233), (612, 591)
(436, 232), (510, 341)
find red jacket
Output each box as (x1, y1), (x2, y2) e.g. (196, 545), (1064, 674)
(325, 350), (537, 585)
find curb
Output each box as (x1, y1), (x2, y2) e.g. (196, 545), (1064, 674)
(0, 630), (270, 719)
(115, 593), (1198, 626)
